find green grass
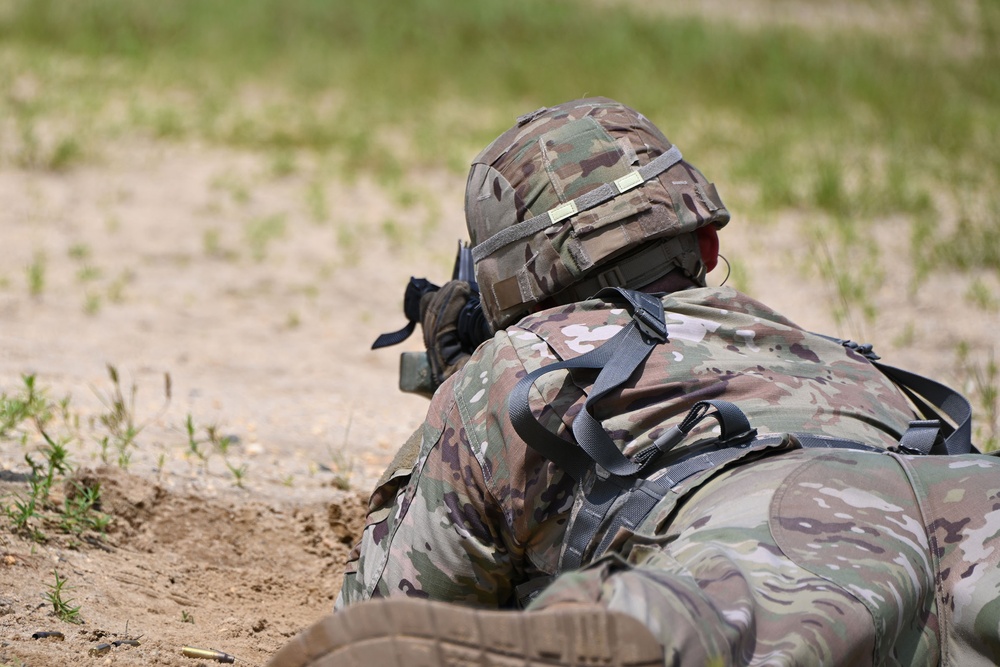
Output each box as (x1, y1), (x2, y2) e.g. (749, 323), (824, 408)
(44, 570), (82, 624)
(1, 376), (116, 541)
(25, 251), (46, 297)
(2, 0), (997, 203)
(246, 214), (287, 261)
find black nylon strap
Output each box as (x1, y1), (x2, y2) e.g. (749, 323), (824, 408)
(371, 320), (417, 349)
(508, 333), (627, 481)
(560, 478), (629, 570)
(896, 419), (941, 455)
(873, 361), (974, 455)
(816, 335), (977, 455)
(794, 433), (882, 452)
(570, 324), (665, 477)
(569, 430), (887, 571)
(587, 479), (671, 565)
(508, 288), (667, 482)
(561, 400), (758, 570)
(371, 277), (439, 350)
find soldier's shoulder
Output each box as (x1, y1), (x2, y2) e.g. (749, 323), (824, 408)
(667, 286), (802, 328)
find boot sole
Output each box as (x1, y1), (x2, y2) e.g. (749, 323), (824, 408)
(267, 598), (663, 667)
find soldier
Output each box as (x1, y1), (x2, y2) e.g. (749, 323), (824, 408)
(269, 98), (1000, 666)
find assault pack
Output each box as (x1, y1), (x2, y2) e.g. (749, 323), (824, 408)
(507, 288), (981, 578)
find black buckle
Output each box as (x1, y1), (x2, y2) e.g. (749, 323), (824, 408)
(841, 339), (881, 362)
(631, 292), (667, 342)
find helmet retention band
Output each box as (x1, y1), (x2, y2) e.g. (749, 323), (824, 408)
(471, 146), (683, 263)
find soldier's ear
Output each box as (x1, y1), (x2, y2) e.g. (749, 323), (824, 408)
(697, 225), (720, 273)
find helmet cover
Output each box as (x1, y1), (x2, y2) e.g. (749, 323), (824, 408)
(466, 97), (730, 330)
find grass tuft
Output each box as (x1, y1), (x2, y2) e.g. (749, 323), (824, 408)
(45, 570), (82, 624)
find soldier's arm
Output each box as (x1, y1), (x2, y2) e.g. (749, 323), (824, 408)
(335, 383), (517, 609)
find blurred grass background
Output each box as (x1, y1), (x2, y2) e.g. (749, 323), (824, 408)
(2, 0), (997, 263)
(1, 0), (997, 448)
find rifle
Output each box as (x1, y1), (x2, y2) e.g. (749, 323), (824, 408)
(372, 241), (486, 397)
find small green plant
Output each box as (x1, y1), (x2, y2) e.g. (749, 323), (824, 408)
(246, 214), (286, 261)
(4, 494), (38, 533)
(957, 346), (999, 453)
(1, 374), (52, 439)
(0, 376), (113, 542)
(45, 570), (82, 624)
(203, 227), (222, 257)
(83, 291), (101, 315)
(185, 414), (207, 463)
(810, 231), (880, 338)
(966, 279), (1000, 312)
(26, 251), (45, 297)
(67, 243), (91, 261)
(269, 149), (296, 177)
(305, 180), (328, 223)
(93, 365), (171, 469)
(205, 424), (234, 456)
(60, 481), (112, 536)
(226, 461), (248, 488)
(327, 444), (353, 491)
(27, 430), (73, 501)
(185, 415), (241, 482)
(48, 136), (83, 171)
(106, 269), (134, 303)
(76, 265), (101, 283)
(152, 106), (185, 139)
(181, 610), (194, 624)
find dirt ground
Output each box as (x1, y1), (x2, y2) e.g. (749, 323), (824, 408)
(0, 134), (996, 666)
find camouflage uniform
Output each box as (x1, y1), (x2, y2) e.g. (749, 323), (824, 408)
(335, 285), (1000, 665)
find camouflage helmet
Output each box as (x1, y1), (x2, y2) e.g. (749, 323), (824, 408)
(466, 97), (730, 330)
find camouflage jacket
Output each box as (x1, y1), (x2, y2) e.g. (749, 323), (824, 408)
(336, 286), (916, 608)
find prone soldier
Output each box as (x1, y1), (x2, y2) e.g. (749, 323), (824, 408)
(270, 98), (1000, 667)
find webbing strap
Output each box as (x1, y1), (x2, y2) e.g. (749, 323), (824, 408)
(564, 430), (886, 571)
(560, 478), (629, 570)
(508, 288), (667, 482)
(873, 360), (975, 455)
(472, 147), (684, 262)
(818, 335), (976, 455)
(561, 400), (758, 570)
(371, 277), (438, 350)
(371, 320), (417, 350)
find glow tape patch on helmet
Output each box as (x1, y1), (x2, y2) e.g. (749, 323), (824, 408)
(614, 171), (645, 194)
(548, 201), (579, 224)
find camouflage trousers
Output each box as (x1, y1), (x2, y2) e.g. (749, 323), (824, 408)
(530, 449), (1000, 667)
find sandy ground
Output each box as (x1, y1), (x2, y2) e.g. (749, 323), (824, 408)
(0, 134), (996, 666)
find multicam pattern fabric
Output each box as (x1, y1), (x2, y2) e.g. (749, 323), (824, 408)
(336, 286), (1000, 665)
(531, 449), (1000, 666)
(466, 97), (730, 330)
